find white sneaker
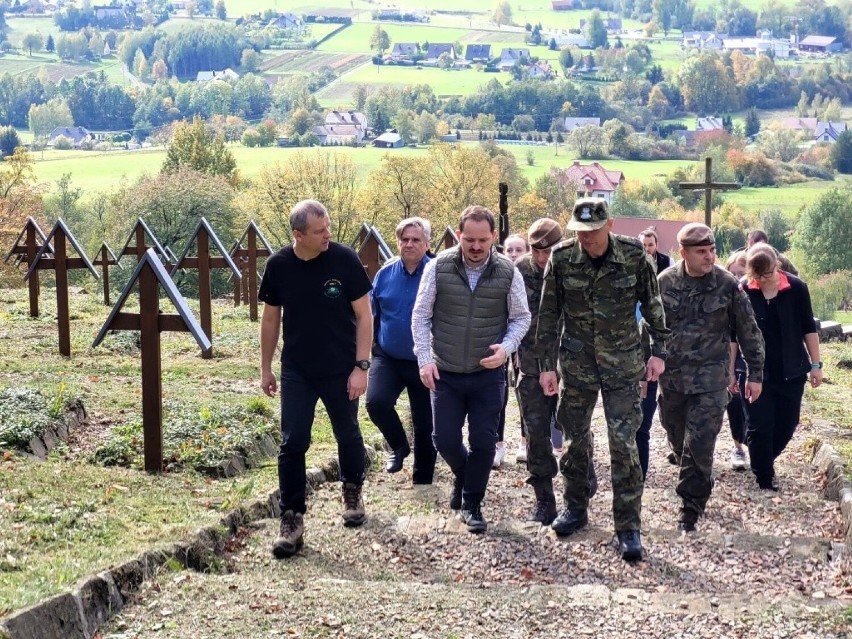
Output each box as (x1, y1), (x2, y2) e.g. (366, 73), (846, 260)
(516, 442), (527, 463)
(493, 444), (506, 468)
(730, 448), (747, 471)
(552, 447), (563, 458)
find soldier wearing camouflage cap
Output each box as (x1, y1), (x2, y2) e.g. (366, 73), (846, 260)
(658, 222), (765, 533)
(536, 198), (670, 561)
(514, 218), (596, 525)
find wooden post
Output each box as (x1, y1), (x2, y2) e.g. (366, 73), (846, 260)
(498, 182), (509, 248)
(170, 218), (241, 359)
(4, 217), (51, 318)
(24, 219), (99, 357)
(92, 243), (119, 306)
(92, 249), (211, 473)
(138, 260), (163, 472)
(678, 157), (741, 227)
(229, 221), (273, 321)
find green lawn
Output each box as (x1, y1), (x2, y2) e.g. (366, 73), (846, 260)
(4, 16), (57, 48)
(317, 22), (473, 53)
(723, 178), (851, 220)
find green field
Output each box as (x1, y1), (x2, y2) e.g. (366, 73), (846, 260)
(27, 143), (845, 222)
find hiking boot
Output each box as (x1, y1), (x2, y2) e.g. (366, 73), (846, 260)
(341, 482), (366, 527)
(617, 530), (643, 561)
(449, 473), (464, 510)
(527, 499), (558, 525)
(551, 508), (588, 536)
(677, 508), (698, 533)
(272, 510), (304, 559)
(460, 501), (487, 534)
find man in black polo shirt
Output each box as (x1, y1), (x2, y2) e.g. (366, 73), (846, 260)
(259, 199), (373, 559)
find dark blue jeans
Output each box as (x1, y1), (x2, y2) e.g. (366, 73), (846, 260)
(431, 367), (505, 505)
(366, 351), (437, 484)
(726, 371), (748, 444)
(278, 366), (365, 514)
(637, 380), (658, 479)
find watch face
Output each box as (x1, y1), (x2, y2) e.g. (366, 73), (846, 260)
(357, 360), (370, 370)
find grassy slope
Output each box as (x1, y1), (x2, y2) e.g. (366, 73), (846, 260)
(0, 286), (380, 612)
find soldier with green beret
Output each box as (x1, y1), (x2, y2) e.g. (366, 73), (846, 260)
(536, 198), (670, 561)
(658, 222), (765, 533)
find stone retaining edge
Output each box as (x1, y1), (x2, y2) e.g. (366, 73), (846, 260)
(0, 444), (379, 639)
(811, 441), (852, 548)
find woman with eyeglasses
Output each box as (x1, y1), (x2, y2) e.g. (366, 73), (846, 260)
(740, 243), (823, 491)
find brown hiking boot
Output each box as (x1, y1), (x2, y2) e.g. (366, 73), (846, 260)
(272, 510), (304, 559)
(341, 482), (366, 527)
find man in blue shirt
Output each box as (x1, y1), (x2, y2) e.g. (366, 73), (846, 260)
(366, 217), (437, 483)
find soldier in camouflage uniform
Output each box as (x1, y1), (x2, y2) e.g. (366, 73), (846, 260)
(537, 198), (670, 561)
(515, 218), (597, 525)
(658, 223), (764, 532)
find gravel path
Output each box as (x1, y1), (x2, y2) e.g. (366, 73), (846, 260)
(102, 398), (852, 638)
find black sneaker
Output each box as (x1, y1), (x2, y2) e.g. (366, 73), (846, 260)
(341, 482), (366, 527)
(551, 508), (588, 536)
(449, 474), (464, 510)
(385, 445), (410, 473)
(272, 510), (304, 559)
(460, 502), (487, 534)
(527, 499), (558, 525)
(617, 530), (642, 561)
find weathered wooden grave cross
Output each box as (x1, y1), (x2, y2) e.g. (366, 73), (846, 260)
(93, 248), (211, 473)
(3, 217), (52, 317)
(678, 157), (741, 226)
(353, 224), (393, 282)
(436, 226), (459, 252)
(229, 221), (273, 321)
(25, 219), (99, 357)
(170, 217), (241, 359)
(118, 218), (169, 263)
(92, 242), (119, 306)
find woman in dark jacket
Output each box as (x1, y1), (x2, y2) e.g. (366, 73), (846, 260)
(741, 244), (823, 491)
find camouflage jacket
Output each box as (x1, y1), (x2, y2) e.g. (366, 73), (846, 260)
(658, 262), (764, 394)
(515, 254), (547, 375)
(536, 234), (670, 390)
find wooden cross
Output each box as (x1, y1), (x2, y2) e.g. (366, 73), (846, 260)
(435, 226), (459, 252)
(678, 157), (741, 227)
(118, 218), (169, 263)
(354, 225), (393, 282)
(92, 242), (119, 306)
(169, 218), (241, 359)
(24, 219), (99, 357)
(229, 221), (273, 321)
(4, 217), (52, 317)
(93, 248), (211, 473)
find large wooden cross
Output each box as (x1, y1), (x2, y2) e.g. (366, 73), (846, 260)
(4, 217), (52, 317)
(229, 221), (273, 321)
(498, 182), (509, 247)
(678, 157), (741, 226)
(93, 248), (211, 473)
(170, 218), (241, 360)
(92, 242), (119, 306)
(25, 219), (99, 357)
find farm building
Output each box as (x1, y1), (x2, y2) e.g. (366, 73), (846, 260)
(47, 126), (95, 147)
(373, 131), (404, 148)
(563, 117), (601, 131)
(465, 44), (492, 63)
(798, 35), (841, 54)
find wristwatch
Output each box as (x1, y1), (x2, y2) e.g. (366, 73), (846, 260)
(811, 361), (822, 369)
(355, 359), (371, 371)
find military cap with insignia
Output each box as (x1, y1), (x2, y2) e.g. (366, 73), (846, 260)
(567, 197), (609, 231)
(528, 218), (563, 249)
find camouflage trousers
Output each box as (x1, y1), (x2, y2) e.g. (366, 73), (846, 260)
(658, 388), (729, 522)
(557, 383), (644, 531)
(516, 372), (558, 489)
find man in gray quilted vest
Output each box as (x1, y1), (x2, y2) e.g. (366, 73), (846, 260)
(412, 205), (531, 534)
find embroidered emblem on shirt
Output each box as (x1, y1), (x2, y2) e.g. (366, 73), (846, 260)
(324, 279), (343, 299)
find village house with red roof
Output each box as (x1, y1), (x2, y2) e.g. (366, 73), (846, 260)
(559, 161), (625, 204)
